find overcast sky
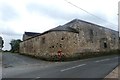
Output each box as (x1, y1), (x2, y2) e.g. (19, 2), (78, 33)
(0, 0), (119, 50)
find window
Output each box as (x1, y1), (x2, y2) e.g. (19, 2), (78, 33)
(89, 29), (93, 36)
(23, 43), (26, 47)
(35, 37), (38, 41)
(111, 34), (116, 44)
(113, 38), (116, 44)
(104, 42), (107, 48)
(100, 38), (108, 49)
(89, 29), (94, 43)
(41, 37), (45, 44)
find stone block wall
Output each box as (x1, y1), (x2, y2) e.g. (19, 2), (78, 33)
(20, 31), (80, 58)
(65, 20), (119, 52)
(19, 19), (119, 59)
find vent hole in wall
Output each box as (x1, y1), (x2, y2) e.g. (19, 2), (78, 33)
(52, 46), (54, 48)
(60, 44), (62, 48)
(61, 37), (64, 40)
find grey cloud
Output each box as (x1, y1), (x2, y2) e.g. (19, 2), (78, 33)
(0, 24), (22, 36)
(80, 13), (118, 31)
(1, 31), (22, 36)
(0, 24), (22, 50)
(0, 25), (22, 50)
(26, 3), (83, 21)
(26, 3), (117, 31)
(0, 4), (19, 21)
(81, 12), (108, 25)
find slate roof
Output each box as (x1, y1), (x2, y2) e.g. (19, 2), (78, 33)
(22, 19), (118, 41)
(42, 18), (118, 35)
(65, 19), (118, 32)
(43, 25), (79, 34)
(23, 24), (79, 41)
(24, 32), (40, 36)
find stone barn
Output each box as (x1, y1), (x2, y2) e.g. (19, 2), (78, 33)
(19, 19), (119, 59)
(23, 32), (40, 41)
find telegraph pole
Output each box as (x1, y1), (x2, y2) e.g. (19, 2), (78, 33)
(118, 1), (120, 37)
(118, 1), (120, 49)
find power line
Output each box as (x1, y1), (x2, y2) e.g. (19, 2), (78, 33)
(64, 0), (118, 27)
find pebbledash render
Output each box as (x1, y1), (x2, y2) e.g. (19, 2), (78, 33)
(19, 19), (119, 58)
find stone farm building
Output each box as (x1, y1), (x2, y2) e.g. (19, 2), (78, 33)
(19, 19), (119, 59)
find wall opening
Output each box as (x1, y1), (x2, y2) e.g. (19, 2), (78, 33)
(100, 38), (109, 49)
(74, 42), (77, 44)
(52, 46), (54, 48)
(61, 37), (64, 40)
(60, 44), (62, 48)
(41, 37), (45, 44)
(89, 29), (94, 36)
(104, 42), (107, 48)
(111, 33), (116, 45)
(89, 29), (94, 43)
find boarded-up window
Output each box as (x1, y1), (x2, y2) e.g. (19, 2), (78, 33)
(111, 34), (116, 45)
(89, 29), (93, 36)
(41, 37), (45, 44)
(23, 43), (26, 47)
(89, 29), (94, 43)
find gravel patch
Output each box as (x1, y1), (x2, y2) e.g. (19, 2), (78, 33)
(105, 65), (119, 78)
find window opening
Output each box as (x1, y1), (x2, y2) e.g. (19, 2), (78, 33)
(42, 37), (45, 44)
(104, 42), (107, 48)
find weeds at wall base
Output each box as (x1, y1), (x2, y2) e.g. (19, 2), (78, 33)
(19, 50), (120, 62)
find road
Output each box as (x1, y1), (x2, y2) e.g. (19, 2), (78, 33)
(2, 52), (120, 79)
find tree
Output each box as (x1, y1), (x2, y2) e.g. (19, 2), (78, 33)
(2, 39), (4, 48)
(0, 37), (4, 50)
(10, 39), (22, 53)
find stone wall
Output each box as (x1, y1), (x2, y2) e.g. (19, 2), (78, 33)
(65, 20), (119, 52)
(19, 19), (119, 59)
(20, 31), (79, 58)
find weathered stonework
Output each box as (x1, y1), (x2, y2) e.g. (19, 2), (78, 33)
(23, 32), (40, 41)
(19, 19), (119, 59)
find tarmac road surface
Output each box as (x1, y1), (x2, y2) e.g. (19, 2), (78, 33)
(2, 52), (120, 79)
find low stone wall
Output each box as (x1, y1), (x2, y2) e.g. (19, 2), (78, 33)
(20, 50), (119, 61)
